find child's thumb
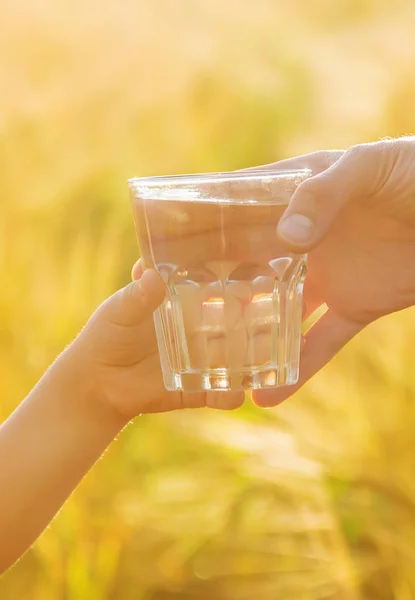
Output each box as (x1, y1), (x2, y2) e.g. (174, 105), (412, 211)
(100, 269), (165, 327)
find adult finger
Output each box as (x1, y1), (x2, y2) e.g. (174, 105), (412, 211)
(239, 149), (344, 176)
(276, 142), (393, 252)
(252, 309), (362, 408)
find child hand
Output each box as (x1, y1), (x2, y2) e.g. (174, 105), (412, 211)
(0, 261), (243, 573)
(71, 261), (245, 420)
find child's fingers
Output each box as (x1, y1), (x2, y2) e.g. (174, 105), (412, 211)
(131, 258), (143, 281)
(169, 390), (245, 411)
(206, 391), (245, 410)
(101, 269), (165, 327)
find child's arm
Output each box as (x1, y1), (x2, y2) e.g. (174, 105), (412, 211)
(0, 267), (243, 573)
(0, 346), (127, 573)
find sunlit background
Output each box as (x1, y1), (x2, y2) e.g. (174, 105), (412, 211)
(2, 0), (415, 598)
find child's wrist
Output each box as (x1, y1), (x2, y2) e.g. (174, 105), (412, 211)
(52, 345), (130, 435)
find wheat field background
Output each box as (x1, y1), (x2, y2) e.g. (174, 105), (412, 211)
(2, 1), (415, 599)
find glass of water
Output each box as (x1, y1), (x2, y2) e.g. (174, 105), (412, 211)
(129, 169), (311, 392)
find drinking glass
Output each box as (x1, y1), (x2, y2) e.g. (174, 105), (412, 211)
(129, 169), (311, 392)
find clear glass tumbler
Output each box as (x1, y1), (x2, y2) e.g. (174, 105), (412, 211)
(129, 169), (311, 392)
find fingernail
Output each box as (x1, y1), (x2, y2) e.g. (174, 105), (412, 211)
(278, 214), (314, 244)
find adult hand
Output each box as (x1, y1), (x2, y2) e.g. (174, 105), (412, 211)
(251, 138), (415, 407)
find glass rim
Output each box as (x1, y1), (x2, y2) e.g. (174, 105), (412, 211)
(128, 168), (312, 190)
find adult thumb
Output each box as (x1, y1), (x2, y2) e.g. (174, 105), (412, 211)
(98, 269), (165, 327)
(277, 145), (378, 252)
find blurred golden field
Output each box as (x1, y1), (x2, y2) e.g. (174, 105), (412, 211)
(2, 1), (415, 598)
